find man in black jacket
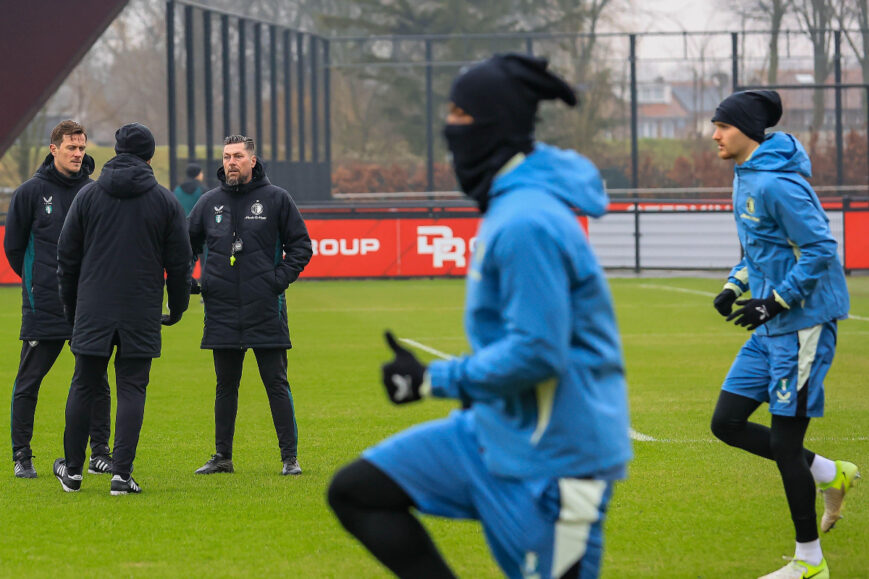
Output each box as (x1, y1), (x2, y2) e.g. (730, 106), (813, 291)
(53, 123), (191, 495)
(188, 135), (311, 476)
(4, 120), (112, 479)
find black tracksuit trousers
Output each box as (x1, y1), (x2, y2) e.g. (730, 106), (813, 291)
(63, 351), (151, 478)
(212, 348), (298, 462)
(11, 339), (110, 458)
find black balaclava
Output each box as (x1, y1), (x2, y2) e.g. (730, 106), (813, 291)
(114, 122), (156, 161)
(711, 90), (782, 143)
(444, 53), (577, 213)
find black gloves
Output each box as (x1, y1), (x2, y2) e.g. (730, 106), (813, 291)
(713, 288), (738, 316)
(161, 312), (183, 326)
(381, 331), (427, 404)
(190, 278), (201, 295)
(726, 296), (785, 330)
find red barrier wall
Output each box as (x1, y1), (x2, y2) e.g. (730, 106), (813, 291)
(844, 205), (869, 270)
(302, 216), (588, 279)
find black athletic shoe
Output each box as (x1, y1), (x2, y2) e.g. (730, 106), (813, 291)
(88, 453), (113, 474)
(13, 449), (37, 479)
(53, 458), (82, 492)
(281, 457), (302, 476)
(110, 475), (141, 495)
(195, 453), (234, 474)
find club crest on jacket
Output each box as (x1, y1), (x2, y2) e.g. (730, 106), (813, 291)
(43, 196), (53, 215)
(214, 205), (224, 223)
(246, 201), (266, 221)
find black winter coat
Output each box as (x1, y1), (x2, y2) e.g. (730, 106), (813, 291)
(188, 162), (312, 349)
(4, 153), (95, 340)
(57, 154), (191, 358)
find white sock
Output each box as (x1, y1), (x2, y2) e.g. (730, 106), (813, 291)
(810, 455), (837, 484)
(794, 539), (823, 566)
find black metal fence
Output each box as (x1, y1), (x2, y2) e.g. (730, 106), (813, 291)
(165, 0), (331, 201)
(165, 1), (869, 199)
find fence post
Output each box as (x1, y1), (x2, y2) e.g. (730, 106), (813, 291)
(297, 32), (306, 162)
(238, 18), (247, 135)
(629, 34), (640, 272)
(221, 14), (230, 140)
(834, 30), (843, 187)
(425, 39), (434, 193)
(185, 4), (195, 165)
(270, 25), (278, 163)
(166, 0), (178, 189)
(731, 32), (739, 91)
(283, 29), (292, 161)
(311, 35), (319, 164)
(254, 23), (263, 147)
(203, 11), (214, 181)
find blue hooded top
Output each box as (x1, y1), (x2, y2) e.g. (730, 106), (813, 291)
(426, 143), (632, 481)
(724, 132), (849, 335)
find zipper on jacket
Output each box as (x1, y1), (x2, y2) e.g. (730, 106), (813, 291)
(231, 192), (245, 346)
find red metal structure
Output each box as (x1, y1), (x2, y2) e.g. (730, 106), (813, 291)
(0, 1), (129, 157)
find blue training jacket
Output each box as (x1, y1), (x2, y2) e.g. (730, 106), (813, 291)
(725, 132), (849, 336)
(427, 143), (632, 481)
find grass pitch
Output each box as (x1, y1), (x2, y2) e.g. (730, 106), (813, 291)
(0, 276), (867, 577)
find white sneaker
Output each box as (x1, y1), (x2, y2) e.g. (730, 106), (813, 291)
(758, 557), (828, 579)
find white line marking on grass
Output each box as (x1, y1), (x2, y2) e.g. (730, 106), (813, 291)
(400, 338), (454, 361)
(629, 435), (869, 443)
(629, 428), (657, 442)
(639, 283), (869, 324)
(638, 283), (717, 297)
(402, 338), (662, 443)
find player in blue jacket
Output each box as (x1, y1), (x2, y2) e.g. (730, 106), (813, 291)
(328, 54), (632, 579)
(709, 90), (858, 579)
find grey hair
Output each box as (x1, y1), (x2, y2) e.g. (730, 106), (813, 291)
(223, 135), (256, 155)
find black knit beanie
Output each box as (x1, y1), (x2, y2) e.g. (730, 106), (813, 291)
(115, 122), (156, 161)
(711, 90), (783, 143)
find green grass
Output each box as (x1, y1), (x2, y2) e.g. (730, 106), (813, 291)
(0, 277), (867, 577)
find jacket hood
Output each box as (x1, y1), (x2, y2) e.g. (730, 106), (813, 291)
(97, 153), (158, 198)
(35, 152), (95, 187)
(739, 132), (812, 178)
(490, 143), (608, 217)
(217, 161), (270, 195)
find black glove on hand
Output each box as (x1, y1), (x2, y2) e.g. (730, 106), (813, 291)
(713, 288), (738, 316)
(190, 279), (201, 295)
(726, 296), (785, 330)
(381, 331), (427, 404)
(161, 312), (183, 326)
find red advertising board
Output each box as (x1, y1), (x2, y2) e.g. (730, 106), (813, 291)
(302, 218), (481, 278)
(844, 209), (869, 270)
(302, 216), (589, 279)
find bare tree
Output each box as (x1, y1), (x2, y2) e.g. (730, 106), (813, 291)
(792, 0), (836, 132)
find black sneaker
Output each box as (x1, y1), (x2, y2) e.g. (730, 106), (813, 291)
(110, 475), (141, 495)
(53, 458), (82, 492)
(13, 449), (37, 479)
(281, 457), (302, 476)
(194, 453), (234, 474)
(88, 453), (113, 474)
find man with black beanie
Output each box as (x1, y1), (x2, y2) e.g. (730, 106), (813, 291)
(174, 163), (205, 217)
(329, 54), (630, 579)
(54, 122), (192, 495)
(708, 91), (857, 578)
(4, 120), (113, 479)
